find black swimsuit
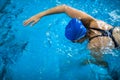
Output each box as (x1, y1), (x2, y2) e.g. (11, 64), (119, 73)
(89, 27), (119, 48)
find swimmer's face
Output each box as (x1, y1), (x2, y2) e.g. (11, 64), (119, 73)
(71, 38), (86, 43)
(71, 40), (77, 43)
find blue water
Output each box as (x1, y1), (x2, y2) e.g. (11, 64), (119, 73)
(0, 0), (120, 80)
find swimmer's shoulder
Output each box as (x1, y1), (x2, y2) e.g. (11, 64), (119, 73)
(89, 19), (113, 29)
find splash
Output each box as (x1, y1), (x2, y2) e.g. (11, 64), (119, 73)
(109, 10), (120, 22)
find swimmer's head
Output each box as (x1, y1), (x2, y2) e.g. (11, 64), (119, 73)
(65, 18), (87, 41)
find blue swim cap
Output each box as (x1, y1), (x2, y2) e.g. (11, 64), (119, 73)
(65, 18), (87, 41)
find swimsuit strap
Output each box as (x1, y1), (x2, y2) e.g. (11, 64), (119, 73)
(89, 28), (110, 36)
(109, 28), (119, 48)
(89, 35), (103, 41)
(89, 27), (119, 48)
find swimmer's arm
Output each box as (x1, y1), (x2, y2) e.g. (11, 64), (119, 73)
(24, 4), (96, 26)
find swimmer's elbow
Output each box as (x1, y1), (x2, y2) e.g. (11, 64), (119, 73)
(61, 4), (69, 12)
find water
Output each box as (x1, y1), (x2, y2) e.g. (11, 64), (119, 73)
(0, 0), (120, 80)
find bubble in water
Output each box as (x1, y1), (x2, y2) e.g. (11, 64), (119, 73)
(46, 32), (50, 36)
(67, 53), (73, 57)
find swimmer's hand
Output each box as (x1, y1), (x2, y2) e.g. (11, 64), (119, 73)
(23, 15), (41, 26)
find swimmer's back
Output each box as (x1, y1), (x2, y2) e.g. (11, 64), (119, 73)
(88, 20), (114, 51)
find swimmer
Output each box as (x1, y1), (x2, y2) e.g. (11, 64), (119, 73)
(23, 5), (120, 67)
